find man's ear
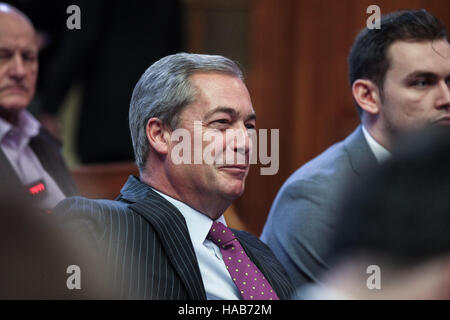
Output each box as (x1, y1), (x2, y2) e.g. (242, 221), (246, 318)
(146, 117), (171, 155)
(352, 79), (382, 115)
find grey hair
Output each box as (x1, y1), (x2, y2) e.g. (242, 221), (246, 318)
(129, 52), (244, 171)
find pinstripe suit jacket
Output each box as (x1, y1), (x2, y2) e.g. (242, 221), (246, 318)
(55, 176), (295, 300)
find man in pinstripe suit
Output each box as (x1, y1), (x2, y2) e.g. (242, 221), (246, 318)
(55, 53), (294, 300)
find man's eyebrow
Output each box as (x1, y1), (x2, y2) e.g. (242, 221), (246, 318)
(246, 113), (257, 122)
(204, 106), (256, 121)
(205, 106), (237, 118)
(0, 46), (37, 53)
(404, 71), (439, 79)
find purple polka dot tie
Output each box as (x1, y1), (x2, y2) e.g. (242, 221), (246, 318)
(207, 221), (279, 300)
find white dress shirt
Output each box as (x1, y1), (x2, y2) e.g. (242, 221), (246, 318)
(0, 110), (66, 208)
(152, 188), (241, 300)
(362, 125), (391, 164)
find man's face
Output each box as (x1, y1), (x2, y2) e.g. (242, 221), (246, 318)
(0, 12), (38, 116)
(378, 39), (450, 137)
(167, 72), (256, 204)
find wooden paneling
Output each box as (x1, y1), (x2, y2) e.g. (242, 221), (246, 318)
(234, 0), (300, 234)
(71, 162), (139, 199)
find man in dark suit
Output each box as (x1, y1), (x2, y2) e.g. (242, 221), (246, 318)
(0, 3), (77, 209)
(261, 9), (450, 289)
(56, 53), (295, 300)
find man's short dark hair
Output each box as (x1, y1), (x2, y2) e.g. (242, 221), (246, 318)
(330, 126), (450, 268)
(348, 9), (448, 116)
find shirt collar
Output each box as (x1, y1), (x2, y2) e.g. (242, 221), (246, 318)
(0, 110), (40, 144)
(0, 115), (12, 142)
(151, 188), (227, 246)
(362, 125), (391, 164)
(18, 110), (41, 139)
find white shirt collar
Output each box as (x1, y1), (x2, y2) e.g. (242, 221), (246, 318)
(362, 125), (391, 164)
(151, 188), (227, 246)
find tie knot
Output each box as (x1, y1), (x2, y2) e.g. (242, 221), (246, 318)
(208, 221), (236, 246)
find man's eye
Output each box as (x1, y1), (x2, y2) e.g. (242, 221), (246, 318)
(415, 80), (427, 87)
(412, 79), (433, 88)
(209, 120), (230, 131)
(246, 123), (256, 129)
(23, 54), (37, 62)
(211, 119), (230, 126)
(0, 52), (12, 60)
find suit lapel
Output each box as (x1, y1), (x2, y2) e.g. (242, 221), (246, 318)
(29, 129), (77, 196)
(119, 176), (206, 300)
(0, 148), (26, 192)
(344, 126), (379, 176)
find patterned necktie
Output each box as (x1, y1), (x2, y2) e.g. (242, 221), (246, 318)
(207, 221), (279, 300)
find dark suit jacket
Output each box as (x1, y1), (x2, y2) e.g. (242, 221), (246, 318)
(55, 176), (295, 300)
(261, 126), (379, 288)
(0, 128), (77, 199)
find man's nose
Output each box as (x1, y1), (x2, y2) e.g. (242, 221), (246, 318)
(436, 80), (450, 109)
(232, 127), (250, 155)
(8, 54), (26, 80)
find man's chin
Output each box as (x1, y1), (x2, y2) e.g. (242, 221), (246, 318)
(0, 102), (28, 124)
(0, 98), (30, 112)
(223, 182), (246, 200)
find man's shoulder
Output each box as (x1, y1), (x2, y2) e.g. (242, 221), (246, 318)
(56, 196), (129, 211)
(32, 127), (63, 150)
(53, 196), (150, 249)
(266, 127), (369, 217)
(54, 196), (133, 223)
(284, 127), (366, 187)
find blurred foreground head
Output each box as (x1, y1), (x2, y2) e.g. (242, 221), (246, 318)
(326, 126), (450, 299)
(0, 193), (117, 299)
